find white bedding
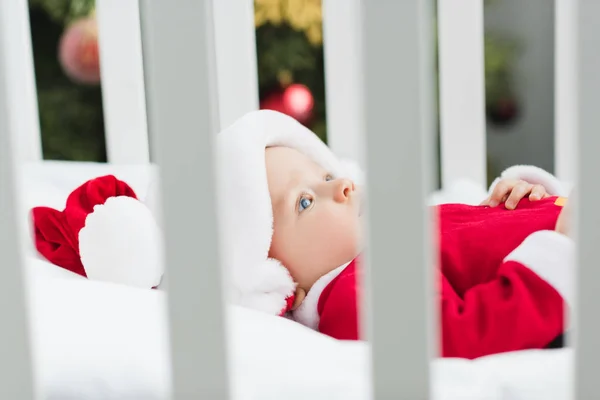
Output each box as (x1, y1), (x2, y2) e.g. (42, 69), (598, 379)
(20, 161), (571, 399)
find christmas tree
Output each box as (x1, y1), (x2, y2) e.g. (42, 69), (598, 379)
(28, 0), (519, 167)
(29, 0), (103, 161)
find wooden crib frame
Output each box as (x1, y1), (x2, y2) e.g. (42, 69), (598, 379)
(0, 0), (596, 398)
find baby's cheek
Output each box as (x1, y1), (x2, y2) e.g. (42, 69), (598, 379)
(322, 219), (360, 259)
(267, 226), (284, 260)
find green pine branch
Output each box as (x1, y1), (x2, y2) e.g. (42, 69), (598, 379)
(29, 0), (95, 26)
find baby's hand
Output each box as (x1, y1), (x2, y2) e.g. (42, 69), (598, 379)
(480, 178), (550, 210)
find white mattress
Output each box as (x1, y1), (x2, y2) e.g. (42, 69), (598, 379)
(19, 161), (571, 399)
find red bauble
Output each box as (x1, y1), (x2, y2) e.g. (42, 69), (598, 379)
(260, 91), (286, 114)
(487, 97), (520, 127)
(58, 17), (101, 85)
(282, 84), (314, 123)
(260, 83), (314, 124)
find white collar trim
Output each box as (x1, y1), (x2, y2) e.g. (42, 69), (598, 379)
(292, 262), (350, 330)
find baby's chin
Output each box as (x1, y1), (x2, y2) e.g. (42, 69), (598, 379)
(332, 238), (362, 268)
(349, 235), (364, 260)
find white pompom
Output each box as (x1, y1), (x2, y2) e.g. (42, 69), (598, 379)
(79, 196), (164, 289)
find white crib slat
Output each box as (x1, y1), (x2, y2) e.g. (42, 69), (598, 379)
(0, 0), (36, 397)
(554, 0), (577, 185)
(4, 0), (42, 162)
(97, 0), (150, 164)
(212, 0), (259, 130)
(437, 0), (486, 189)
(322, 0), (365, 167)
(573, 1), (600, 398)
(139, 0), (229, 398)
(360, 0), (436, 398)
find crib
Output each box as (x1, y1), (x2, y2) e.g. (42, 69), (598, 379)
(0, 0), (595, 398)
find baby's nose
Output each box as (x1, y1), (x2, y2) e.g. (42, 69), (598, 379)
(333, 179), (355, 202)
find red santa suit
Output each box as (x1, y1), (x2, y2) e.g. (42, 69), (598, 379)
(293, 196), (574, 359)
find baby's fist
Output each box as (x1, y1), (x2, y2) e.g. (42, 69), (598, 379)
(481, 178), (550, 210)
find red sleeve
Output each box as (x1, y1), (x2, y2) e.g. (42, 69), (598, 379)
(441, 230), (573, 359)
(318, 231), (573, 359)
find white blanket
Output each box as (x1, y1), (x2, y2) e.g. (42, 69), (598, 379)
(27, 266), (572, 400)
(21, 161), (571, 399)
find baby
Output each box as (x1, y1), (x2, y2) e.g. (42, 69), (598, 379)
(264, 148), (573, 360)
(216, 110), (573, 360)
(265, 145), (362, 308)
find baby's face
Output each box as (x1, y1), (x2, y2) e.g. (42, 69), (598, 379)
(265, 146), (362, 293)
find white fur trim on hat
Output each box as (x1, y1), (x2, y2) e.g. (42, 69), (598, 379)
(488, 165), (568, 197)
(215, 110), (359, 315)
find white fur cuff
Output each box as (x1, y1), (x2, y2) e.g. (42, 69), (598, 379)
(489, 165), (567, 197)
(504, 230), (574, 305)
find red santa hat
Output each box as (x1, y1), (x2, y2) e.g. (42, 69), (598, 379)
(215, 110), (362, 316)
(32, 175), (164, 289)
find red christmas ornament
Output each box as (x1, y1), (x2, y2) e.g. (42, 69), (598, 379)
(260, 91), (286, 114)
(487, 96), (520, 127)
(58, 16), (101, 85)
(282, 84), (314, 123)
(260, 83), (314, 124)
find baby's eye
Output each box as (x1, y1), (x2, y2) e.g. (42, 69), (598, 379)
(298, 195), (313, 212)
(325, 174), (334, 182)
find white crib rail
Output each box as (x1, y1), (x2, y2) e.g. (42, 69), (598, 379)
(0, 0), (37, 398)
(322, 0), (365, 167)
(96, 0), (150, 164)
(139, 0), (230, 398)
(359, 1), (436, 398)
(573, 1), (600, 398)
(3, 0), (41, 163)
(437, 0), (486, 189)
(554, 0), (577, 186)
(212, 0), (259, 131)
(98, 0), (258, 165)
